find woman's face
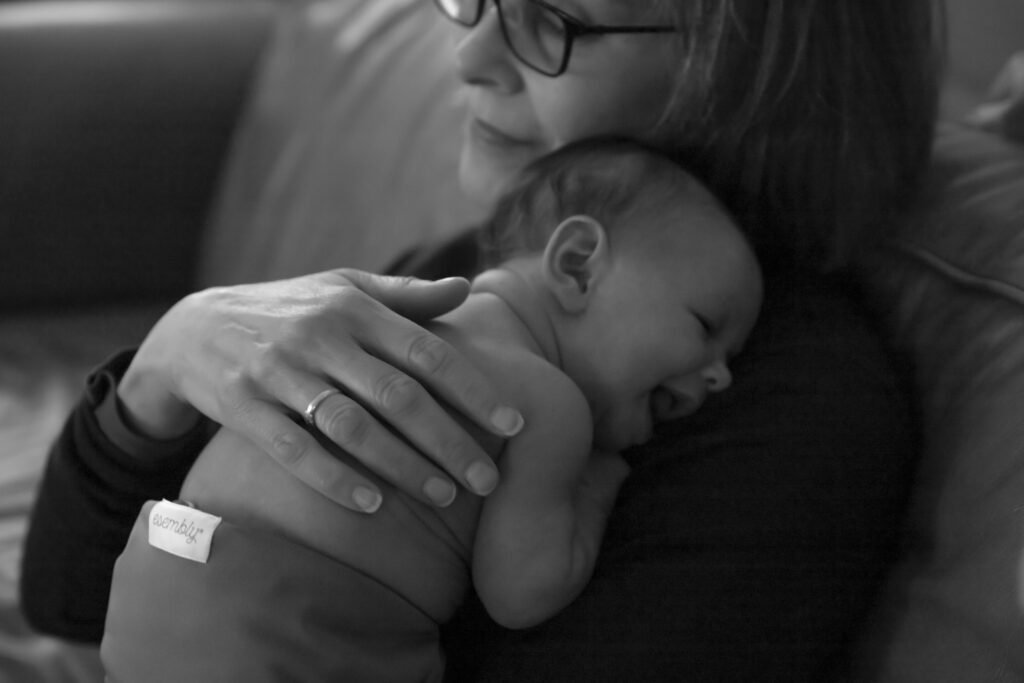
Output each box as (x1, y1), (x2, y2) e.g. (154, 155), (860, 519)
(449, 0), (681, 202)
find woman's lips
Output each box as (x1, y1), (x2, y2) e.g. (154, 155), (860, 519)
(470, 118), (536, 148)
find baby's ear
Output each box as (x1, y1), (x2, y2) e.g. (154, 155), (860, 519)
(541, 215), (610, 314)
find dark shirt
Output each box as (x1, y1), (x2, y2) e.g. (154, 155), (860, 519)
(20, 229), (916, 681)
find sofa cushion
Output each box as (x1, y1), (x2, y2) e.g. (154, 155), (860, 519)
(198, 0), (486, 285)
(854, 124), (1024, 681)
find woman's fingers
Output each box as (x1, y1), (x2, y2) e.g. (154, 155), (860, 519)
(244, 293), (504, 498)
(227, 398), (385, 513)
(319, 347), (502, 497)
(232, 386), (461, 512)
(337, 270), (525, 440)
(334, 270), (472, 320)
(122, 269), (521, 510)
(236, 348), (466, 507)
(403, 328), (526, 436)
(302, 387), (459, 506)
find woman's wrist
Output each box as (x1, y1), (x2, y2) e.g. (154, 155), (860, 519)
(89, 350), (214, 464)
(117, 361), (201, 440)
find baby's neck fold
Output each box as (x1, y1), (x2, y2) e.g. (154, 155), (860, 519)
(469, 267), (562, 368)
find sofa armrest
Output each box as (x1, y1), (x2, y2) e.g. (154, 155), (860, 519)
(0, 1), (276, 310)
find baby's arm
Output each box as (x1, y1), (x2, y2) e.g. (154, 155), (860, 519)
(471, 366), (630, 629)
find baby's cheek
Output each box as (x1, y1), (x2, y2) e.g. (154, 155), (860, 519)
(591, 421), (620, 453)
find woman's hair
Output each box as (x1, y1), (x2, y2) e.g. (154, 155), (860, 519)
(480, 137), (730, 267)
(645, 0), (943, 272)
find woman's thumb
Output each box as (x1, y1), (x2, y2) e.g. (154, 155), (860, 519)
(333, 269), (471, 321)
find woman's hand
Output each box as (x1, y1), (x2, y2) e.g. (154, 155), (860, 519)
(117, 269), (524, 513)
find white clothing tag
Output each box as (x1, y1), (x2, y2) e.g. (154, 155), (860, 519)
(147, 499), (222, 564)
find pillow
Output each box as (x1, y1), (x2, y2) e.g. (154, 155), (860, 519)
(853, 124), (1024, 681)
(198, 0), (487, 285)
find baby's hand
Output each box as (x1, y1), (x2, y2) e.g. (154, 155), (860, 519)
(578, 451), (631, 516)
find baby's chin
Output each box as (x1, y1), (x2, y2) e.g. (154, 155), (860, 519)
(592, 427), (639, 454)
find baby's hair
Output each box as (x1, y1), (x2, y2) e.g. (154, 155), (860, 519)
(480, 137), (732, 267)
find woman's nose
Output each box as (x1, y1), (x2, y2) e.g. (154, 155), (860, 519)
(704, 362), (732, 393)
(452, 3), (521, 91)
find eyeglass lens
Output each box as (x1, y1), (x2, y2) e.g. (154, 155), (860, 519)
(436, 0), (570, 76)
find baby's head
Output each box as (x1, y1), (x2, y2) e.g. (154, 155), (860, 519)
(482, 138), (763, 451)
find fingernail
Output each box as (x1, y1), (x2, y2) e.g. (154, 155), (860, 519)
(490, 405), (524, 436)
(423, 477), (457, 507)
(353, 486), (382, 513)
(465, 461), (498, 495)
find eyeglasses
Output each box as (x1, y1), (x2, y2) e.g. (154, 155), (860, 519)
(433, 0), (676, 77)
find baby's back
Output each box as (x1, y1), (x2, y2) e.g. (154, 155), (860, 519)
(178, 309), (528, 626)
(179, 318), (514, 624)
(178, 291), (564, 626)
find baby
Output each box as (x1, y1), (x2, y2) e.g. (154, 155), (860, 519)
(101, 138), (763, 682)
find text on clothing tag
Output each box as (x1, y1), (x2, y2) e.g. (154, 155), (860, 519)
(148, 499), (222, 564)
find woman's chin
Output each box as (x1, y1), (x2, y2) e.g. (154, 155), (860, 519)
(458, 156), (512, 206)
(457, 136), (535, 205)
(457, 163), (501, 205)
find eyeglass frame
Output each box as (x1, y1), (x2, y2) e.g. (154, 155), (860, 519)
(433, 0), (677, 77)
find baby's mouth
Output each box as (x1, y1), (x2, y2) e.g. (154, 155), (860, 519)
(647, 391), (702, 430)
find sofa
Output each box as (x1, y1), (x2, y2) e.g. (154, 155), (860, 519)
(1, 1), (1022, 681)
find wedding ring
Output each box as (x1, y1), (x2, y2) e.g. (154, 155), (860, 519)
(303, 388), (341, 427)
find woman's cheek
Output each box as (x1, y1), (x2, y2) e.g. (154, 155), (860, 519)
(541, 89), (660, 148)
(539, 97), (605, 147)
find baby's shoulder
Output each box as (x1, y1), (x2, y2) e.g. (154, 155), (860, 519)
(468, 333), (575, 391)
(466, 338), (591, 441)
